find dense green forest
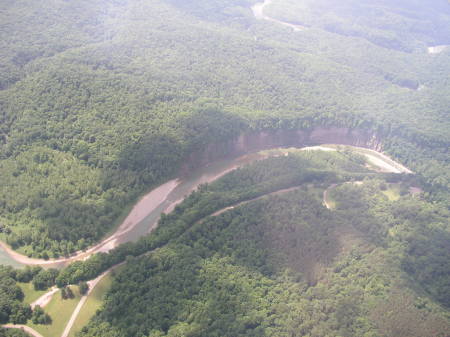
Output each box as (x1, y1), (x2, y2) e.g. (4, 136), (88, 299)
(0, 0), (449, 336)
(267, 0), (450, 52)
(54, 150), (369, 286)
(0, 0), (449, 257)
(75, 152), (449, 337)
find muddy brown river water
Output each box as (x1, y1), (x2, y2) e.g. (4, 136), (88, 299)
(0, 134), (411, 268)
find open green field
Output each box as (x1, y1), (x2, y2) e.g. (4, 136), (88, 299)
(17, 282), (47, 305)
(28, 286), (82, 337)
(67, 276), (112, 337)
(68, 264), (126, 337)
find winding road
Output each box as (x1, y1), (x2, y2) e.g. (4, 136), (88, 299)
(252, 0), (306, 31)
(320, 145), (412, 209)
(0, 3), (427, 336)
(2, 325), (44, 337)
(1, 144), (413, 337)
(60, 261), (126, 337)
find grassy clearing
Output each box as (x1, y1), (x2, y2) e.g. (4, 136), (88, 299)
(28, 286), (82, 337)
(67, 275), (112, 337)
(68, 265), (125, 337)
(18, 282), (47, 305)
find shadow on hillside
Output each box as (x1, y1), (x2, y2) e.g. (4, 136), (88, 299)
(401, 225), (450, 310)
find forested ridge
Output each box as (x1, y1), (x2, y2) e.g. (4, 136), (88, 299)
(75, 151), (450, 337)
(0, 0), (449, 336)
(0, 0), (449, 257)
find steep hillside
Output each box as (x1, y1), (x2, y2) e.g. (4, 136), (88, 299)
(77, 151), (450, 337)
(0, 0), (449, 257)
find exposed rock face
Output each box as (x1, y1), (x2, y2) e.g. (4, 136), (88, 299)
(181, 127), (382, 174)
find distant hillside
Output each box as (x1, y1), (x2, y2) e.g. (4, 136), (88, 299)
(0, 0), (448, 260)
(265, 0), (450, 51)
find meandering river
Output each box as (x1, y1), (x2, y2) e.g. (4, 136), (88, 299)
(0, 142), (411, 268)
(0, 152), (266, 268)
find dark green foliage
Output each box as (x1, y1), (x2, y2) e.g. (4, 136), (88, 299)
(32, 268), (59, 291)
(393, 199), (450, 307)
(60, 286), (74, 300)
(77, 320), (122, 337)
(0, 266), (31, 324)
(31, 305), (51, 325)
(0, 0), (448, 335)
(15, 266), (41, 283)
(79, 282), (89, 296)
(331, 181), (450, 310)
(56, 151), (368, 285)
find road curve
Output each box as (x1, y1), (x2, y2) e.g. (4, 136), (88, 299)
(321, 144), (412, 209)
(61, 187), (307, 337)
(2, 325), (44, 337)
(252, 0), (306, 31)
(323, 183), (338, 209)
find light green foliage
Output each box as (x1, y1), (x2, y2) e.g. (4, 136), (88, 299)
(0, 0), (449, 335)
(0, 0), (449, 257)
(267, 0), (450, 52)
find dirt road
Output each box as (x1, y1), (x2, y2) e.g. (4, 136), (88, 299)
(31, 287), (59, 309)
(252, 0), (306, 31)
(2, 325), (44, 337)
